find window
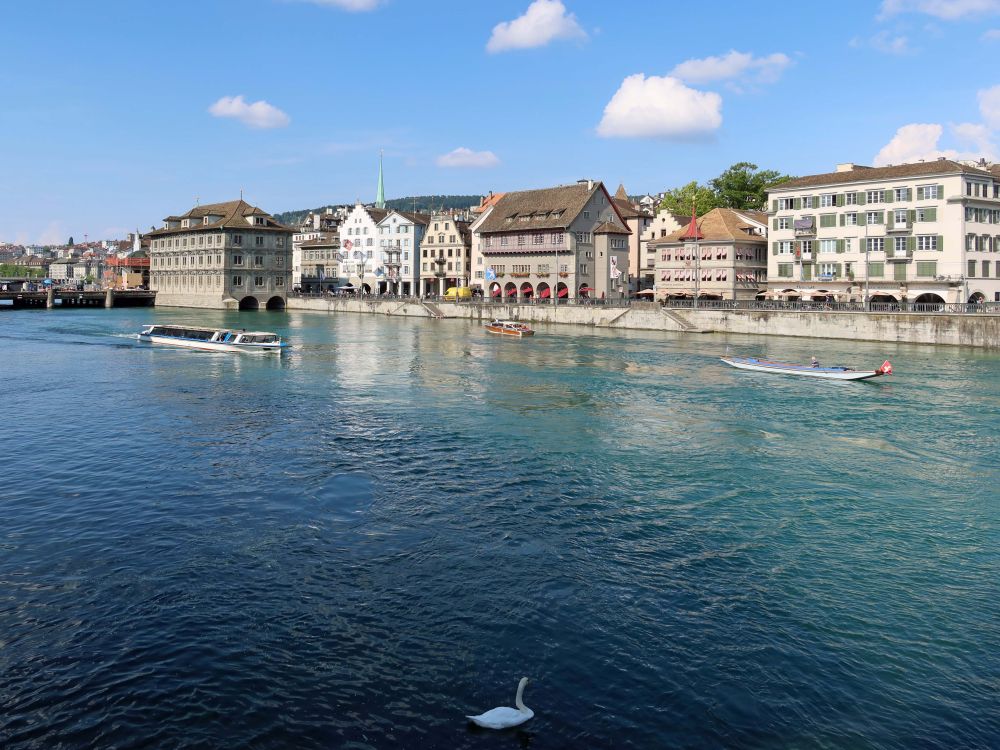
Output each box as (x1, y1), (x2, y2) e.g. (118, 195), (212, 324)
(233, 235), (243, 246)
(553, 233), (564, 244)
(778, 198), (794, 210)
(533, 234), (544, 245)
(579, 264), (589, 274)
(255, 236), (264, 247)
(778, 217), (791, 230)
(866, 211), (882, 225)
(820, 194), (834, 207)
(232, 275), (243, 286)
(583, 211), (590, 219)
(254, 255), (264, 267)
(894, 187), (908, 201)
(233, 254), (244, 265)
(844, 192), (858, 205)
(276, 276), (284, 287)
(866, 238), (884, 252)
(895, 236), (908, 252)
(819, 262), (838, 278)
(501, 236), (509, 246)
(819, 239), (837, 253)
(916, 261), (937, 277)
(845, 213), (858, 226)
(918, 185), (939, 199)
(778, 263), (793, 277)
(778, 241), (793, 254)
(868, 262), (884, 278)
(802, 196), (814, 208)
(984, 260), (991, 277)
(276, 256), (283, 267)
(867, 190), (883, 203)
(968, 259), (977, 277)
(575, 232), (592, 243)
(894, 209), (908, 225)
(255, 276), (265, 288)
(800, 240), (813, 254)
(916, 235), (938, 251)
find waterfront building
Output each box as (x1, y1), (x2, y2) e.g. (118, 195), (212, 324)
(418, 212), (471, 296)
(339, 202), (388, 293)
(472, 179), (631, 301)
(298, 233), (342, 293)
(651, 208), (768, 301)
(612, 185), (655, 295)
(147, 199), (293, 310)
(639, 207), (689, 292)
(767, 159), (1000, 304)
(377, 210), (428, 296)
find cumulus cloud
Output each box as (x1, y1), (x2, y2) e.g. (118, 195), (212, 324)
(953, 122), (998, 154)
(435, 147), (501, 168)
(597, 74), (722, 140)
(873, 122), (996, 165)
(669, 50), (792, 86)
(208, 95), (290, 129)
(851, 31), (912, 54)
(486, 0), (587, 53)
(978, 84), (1000, 128)
(293, 0), (383, 10)
(983, 27), (1000, 38)
(879, 0), (1000, 18)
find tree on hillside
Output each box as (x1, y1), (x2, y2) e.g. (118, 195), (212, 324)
(709, 162), (793, 211)
(658, 181), (721, 215)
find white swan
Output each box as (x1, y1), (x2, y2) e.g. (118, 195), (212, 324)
(466, 677), (534, 729)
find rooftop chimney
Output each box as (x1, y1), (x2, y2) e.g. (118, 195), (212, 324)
(836, 163), (856, 173)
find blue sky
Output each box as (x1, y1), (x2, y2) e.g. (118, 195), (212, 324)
(3, 0), (1000, 244)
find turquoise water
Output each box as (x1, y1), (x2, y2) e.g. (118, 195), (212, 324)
(1, 307), (997, 749)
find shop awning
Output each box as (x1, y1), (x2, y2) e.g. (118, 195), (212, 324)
(507, 288), (517, 296)
(579, 286), (595, 292)
(635, 290), (655, 296)
(491, 287), (501, 297)
(539, 287), (551, 299)
(558, 288), (568, 298)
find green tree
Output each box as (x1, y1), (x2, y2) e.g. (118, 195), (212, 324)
(68, 236), (74, 246)
(709, 162), (793, 211)
(658, 181), (720, 215)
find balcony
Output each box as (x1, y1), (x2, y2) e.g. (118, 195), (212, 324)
(886, 220), (911, 233)
(793, 217), (816, 237)
(794, 250), (813, 263)
(886, 248), (913, 262)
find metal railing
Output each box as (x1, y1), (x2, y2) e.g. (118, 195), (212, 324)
(285, 290), (1000, 314)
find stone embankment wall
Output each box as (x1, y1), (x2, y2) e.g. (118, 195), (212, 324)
(285, 297), (1000, 349)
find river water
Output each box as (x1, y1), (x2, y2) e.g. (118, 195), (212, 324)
(1, 307), (997, 749)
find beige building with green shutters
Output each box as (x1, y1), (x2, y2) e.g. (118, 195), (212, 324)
(766, 159), (1000, 305)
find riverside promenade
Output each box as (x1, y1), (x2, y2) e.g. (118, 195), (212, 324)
(286, 295), (1000, 349)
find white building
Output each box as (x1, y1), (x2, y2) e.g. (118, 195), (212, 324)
(339, 202), (388, 293)
(767, 159), (1000, 305)
(376, 210), (428, 296)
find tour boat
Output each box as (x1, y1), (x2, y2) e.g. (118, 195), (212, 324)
(720, 356), (892, 381)
(138, 324), (287, 353)
(485, 319), (535, 337)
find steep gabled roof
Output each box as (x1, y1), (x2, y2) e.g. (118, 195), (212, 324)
(477, 181), (622, 233)
(655, 208), (768, 244)
(594, 220), (631, 235)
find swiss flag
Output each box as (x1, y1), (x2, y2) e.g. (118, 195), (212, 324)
(880, 361), (893, 375)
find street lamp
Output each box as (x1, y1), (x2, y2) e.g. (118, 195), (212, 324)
(354, 250), (368, 294)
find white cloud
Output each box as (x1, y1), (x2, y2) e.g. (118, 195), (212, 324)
(436, 147), (501, 168)
(208, 95), (290, 129)
(953, 122), (998, 154)
(879, 0), (1000, 19)
(293, 0), (383, 10)
(669, 50), (792, 86)
(873, 123), (995, 165)
(596, 74), (722, 140)
(851, 30), (912, 54)
(984, 27), (1000, 38)
(977, 84), (1000, 128)
(486, 0), (586, 53)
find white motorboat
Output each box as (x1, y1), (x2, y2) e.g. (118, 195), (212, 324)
(721, 356), (892, 381)
(138, 324), (287, 353)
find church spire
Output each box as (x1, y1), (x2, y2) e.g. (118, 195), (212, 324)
(375, 150), (385, 209)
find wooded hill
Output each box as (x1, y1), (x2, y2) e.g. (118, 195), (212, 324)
(274, 195), (481, 226)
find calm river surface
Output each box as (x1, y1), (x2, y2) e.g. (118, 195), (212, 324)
(1, 307), (997, 749)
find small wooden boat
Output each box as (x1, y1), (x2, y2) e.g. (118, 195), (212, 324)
(485, 319), (534, 337)
(138, 324), (287, 353)
(721, 356), (892, 381)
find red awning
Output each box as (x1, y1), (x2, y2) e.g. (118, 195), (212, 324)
(491, 287), (501, 297)
(579, 287), (595, 292)
(558, 288), (568, 298)
(507, 289), (517, 296)
(539, 288), (551, 299)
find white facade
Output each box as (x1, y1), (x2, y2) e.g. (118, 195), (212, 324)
(339, 202), (386, 292)
(376, 210), (425, 295)
(767, 161), (1000, 304)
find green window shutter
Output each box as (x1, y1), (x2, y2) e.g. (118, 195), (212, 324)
(884, 189), (893, 203)
(887, 212), (894, 229)
(772, 242), (778, 256)
(908, 209), (917, 223)
(772, 218), (778, 230)
(879, 211), (885, 225)
(916, 187), (923, 200)
(803, 265), (812, 280)
(937, 235), (944, 252)
(794, 197), (801, 210)
(772, 199), (777, 212)
(894, 262), (907, 281)
(836, 194), (845, 207)
(926, 207), (937, 222)
(937, 184), (944, 198)
(907, 188), (913, 201)
(836, 239), (845, 253)
(907, 236), (916, 252)
(839, 214), (845, 226)
(835, 263), (843, 278)
(858, 191), (867, 205)
(858, 213), (866, 226)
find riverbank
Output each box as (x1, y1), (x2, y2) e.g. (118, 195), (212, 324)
(286, 296), (1000, 349)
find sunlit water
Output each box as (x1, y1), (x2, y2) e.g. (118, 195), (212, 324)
(1, 307), (997, 749)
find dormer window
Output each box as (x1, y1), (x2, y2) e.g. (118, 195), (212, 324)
(181, 219), (190, 228)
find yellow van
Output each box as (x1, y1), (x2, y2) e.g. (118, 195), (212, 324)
(443, 286), (473, 300)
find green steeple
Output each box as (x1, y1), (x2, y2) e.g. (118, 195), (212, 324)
(375, 150), (385, 209)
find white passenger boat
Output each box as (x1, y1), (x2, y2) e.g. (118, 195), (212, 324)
(138, 324), (287, 353)
(721, 356), (892, 381)
(485, 319), (535, 337)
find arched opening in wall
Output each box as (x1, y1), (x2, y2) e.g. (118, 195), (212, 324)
(537, 282), (551, 299)
(968, 291), (986, 304)
(490, 282), (502, 298)
(504, 282), (517, 298)
(913, 293), (946, 305)
(520, 282), (534, 298)
(239, 296), (260, 311)
(362, 284), (372, 294)
(265, 296), (285, 311)
(556, 282), (569, 299)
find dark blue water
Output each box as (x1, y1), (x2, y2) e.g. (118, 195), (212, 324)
(1, 308), (997, 749)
